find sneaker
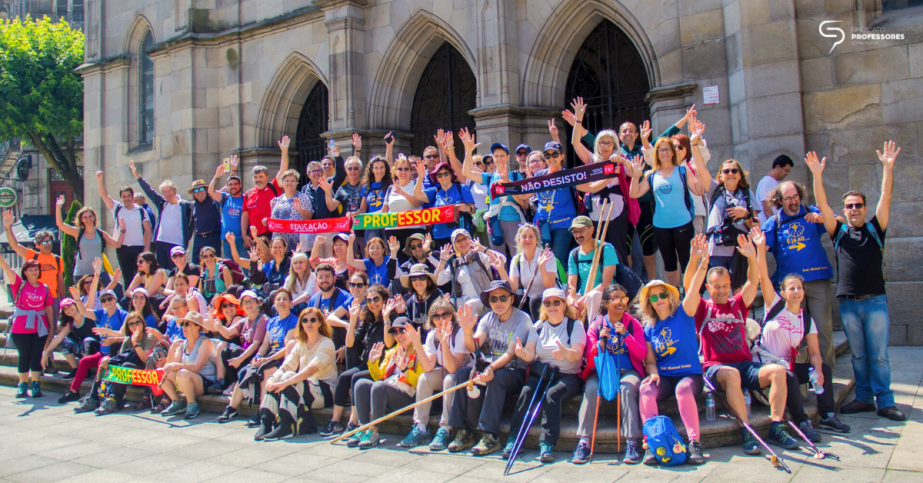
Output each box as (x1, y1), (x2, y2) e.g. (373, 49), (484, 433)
(839, 399), (876, 414)
(471, 433), (500, 456)
(398, 425), (430, 448)
(161, 400), (188, 416)
(571, 441), (591, 464)
(217, 406), (239, 423)
(741, 428), (761, 455)
(501, 440), (516, 460)
(623, 440), (641, 464)
(358, 430), (380, 449)
(263, 422), (294, 441)
(320, 420), (345, 437)
(58, 390), (81, 404)
(687, 440), (705, 465)
(448, 429), (474, 453)
(94, 397), (118, 415)
(877, 406), (907, 422)
(30, 381), (42, 398)
(184, 402), (200, 419)
(246, 411), (261, 428)
(15, 382), (28, 398)
(74, 397), (99, 413)
(61, 369), (77, 381)
(44, 365), (58, 375)
(642, 448), (659, 466)
(798, 420), (822, 443)
(818, 413), (851, 433)
(767, 422), (799, 450)
(429, 427), (452, 451)
(346, 430), (364, 448)
(539, 442), (555, 463)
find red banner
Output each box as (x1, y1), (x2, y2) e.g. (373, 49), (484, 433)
(269, 206), (456, 234)
(267, 217), (352, 234)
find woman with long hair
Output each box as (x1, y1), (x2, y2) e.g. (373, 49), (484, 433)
(705, 159), (758, 290)
(250, 237), (292, 298)
(217, 290), (270, 422)
(347, 234), (391, 288)
(530, 144), (578, 263)
(44, 298), (96, 390)
(284, 252), (316, 313)
(86, 311), (156, 415)
(508, 224), (557, 318)
(310, 233), (357, 291)
(199, 245), (233, 303)
(573, 284), (648, 465)
(55, 195), (124, 286)
(382, 155), (422, 249)
(127, 287), (160, 329)
(398, 263), (442, 329)
(270, 169), (313, 251)
(360, 155), (393, 243)
(0, 257), (53, 398)
(128, 251), (168, 301)
(159, 312), (218, 419)
(408, 161), (476, 248)
(255, 308), (338, 440)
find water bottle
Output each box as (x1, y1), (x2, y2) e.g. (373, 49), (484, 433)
(743, 389), (752, 419)
(809, 367), (825, 395)
(705, 391), (716, 421)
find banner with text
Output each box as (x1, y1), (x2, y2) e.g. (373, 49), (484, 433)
(103, 366), (165, 396)
(269, 206), (456, 234)
(490, 161), (619, 198)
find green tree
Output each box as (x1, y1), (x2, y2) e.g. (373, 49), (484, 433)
(62, 199), (80, 288)
(0, 16), (84, 201)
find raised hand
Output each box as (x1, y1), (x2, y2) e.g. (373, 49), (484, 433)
(736, 234), (756, 258)
(250, 226), (259, 239)
(388, 236), (400, 255)
(384, 131), (394, 147)
(351, 133), (362, 152)
(393, 345), (406, 370)
(318, 177), (333, 193)
(457, 303), (477, 332)
(629, 154), (646, 177)
(293, 197), (302, 212)
(382, 298), (396, 319)
(562, 109), (577, 127)
(215, 162), (227, 178)
(424, 233), (433, 251)
(229, 154), (239, 168)
(68, 286), (80, 298)
(689, 116), (706, 144)
(749, 226), (766, 248)
(278, 135), (291, 151)
(348, 298), (361, 320)
(394, 293), (407, 314)
(440, 243), (454, 261)
(639, 120), (652, 143)
(469, 238), (486, 253)
(96, 171), (103, 180)
(368, 341), (385, 361)
(434, 129), (445, 147)
(92, 257), (103, 273)
(570, 97), (587, 121)
(128, 159), (139, 178)
(877, 140), (900, 168)
(443, 131), (455, 151)
(248, 246), (259, 263)
(804, 151), (826, 175)
(487, 250), (504, 270)
(225, 232), (236, 243)
(804, 212), (823, 224)
(2, 210), (13, 228)
(404, 323), (422, 346)
(548, 119), (559, 138)
(682, 103), (697, 124)
(315, 235), (327, 246)
(413, 158), (428, 178)
(348, 233), (356, 245)
(537, 247), (554, 266)
(295, 242), (303, 254)
(689, 233), (708, 258)
(514, 337), (526, 359)
(113, 268), (122, 281)
(56, 195), (65, 208)
(459, 127), (479, 153)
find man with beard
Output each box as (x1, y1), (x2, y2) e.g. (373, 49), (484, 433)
(308, 263), (353, 365)
(566, 216), (617, 325)
(684, 233), (798, 453)
(208, 154), (245, 260)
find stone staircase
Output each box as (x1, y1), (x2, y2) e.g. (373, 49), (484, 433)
(0, 311), (855, 452)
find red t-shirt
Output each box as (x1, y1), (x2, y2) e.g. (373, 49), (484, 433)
(242, 178), (280, 236)
(10, 275), (53, 334)
(695, 292), (751, 367)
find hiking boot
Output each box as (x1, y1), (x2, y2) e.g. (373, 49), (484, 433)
(741, 428), (761, 455)
(687, 440), (705, 465)
(877, 406), (907, 422)
(319, 420), (344, 437)
(217, 406), (239, 423)
(818, 413), (851, 433)
(429, 427), (451, 451)
(798, 420), (822, 443)
(501, 440), (516, 460)
(184, 402), (200, 420)
(246, 411), (261, 428)
(74, 397), (99, 413)
(448, 429), (474, 453)
(208, 379), (227, 394)
(471, 433), (500, 456)
(571, 441), (591, 464)
(15, 382), (28, 398)
(642, 447), (659, 466)
(58, 390), (81, 404)
(398, 425), (430, 448)
(264, 411), (295, 441)
(623, 440), (640, 464)
(94, 397), (118, 416)
(839, 399), (876, 414)
(161, 400), (188, 416)
(358, 430), (380, 449)
(767, 422), (799, 450)
(30, 381), (42, 398)
(254, 410), (274, 442)
(61, 369), (77, 381)
(539, 442), (555, 463)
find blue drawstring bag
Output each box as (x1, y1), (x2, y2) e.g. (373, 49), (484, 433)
(593, 318), (620, 402)
(642, 415), (688, 466)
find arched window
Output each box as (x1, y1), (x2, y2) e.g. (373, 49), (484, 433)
(295, 81), (330, 170)
(139, 31), (154, 144)
(410, 43), (476, 156)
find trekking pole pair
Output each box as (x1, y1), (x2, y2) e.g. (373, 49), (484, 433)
(503, 364), (558, 476)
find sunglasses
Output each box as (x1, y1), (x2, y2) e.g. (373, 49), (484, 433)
(845, 203), (865, 210)
(722, 168), (739, 175)
(485, 160), (495, 166)
(349, 282), (367, 288)
(346, 167), (360, 172)
(136, 259), (147, 265)
(424, 155), (439, 160)
(396, 167), (411, 172)
(220, 304), (233, 310)
(202, 254), (216, 259)
(432, 312), (451, 321)
(39, 239), (53, 246)
(389, 327), (406, 335)
(542, 300), (563, 308)
(171, 253), (184, 259)
(409, 243), (423, 250)
(489, 295), (510, 304)
(82, 280), (92, 285)
(366, 296), (382, 304)
(648, 293), (670, 303)
(302, 317), (319, 324)
(192, 187), (206, 193)
(409, 275), (428, 282)
(543, 152), (561, 160)
(100, 296), (116, 303)
(435, 171), (451, 179)
(179, 322), (195, 328)
(516, 151), (529, 156)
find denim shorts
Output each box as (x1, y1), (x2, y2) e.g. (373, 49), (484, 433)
(705, 361), (764, 392)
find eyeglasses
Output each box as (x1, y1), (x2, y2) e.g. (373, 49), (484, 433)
(389, 328), (406, 335)
(302, 317), (319, 324)
(349, 282), (367, 288)
(435, 171), (451, 179)
(516, 151), (529, 157)
(409, 275), (428, 282)
(648, 293), (670, 303)
(598, 141), (614, 148)
(543, 152), (561, 160)
(542, 300), (563, 308)
(432, 312), (451, 321)
(171, 253), (184, 259)
(845, 203), (865, 210)
(722, 168), (739, 175)
(782, 195), (800, 203)
(127, 321), (141, 327)
(366, 296), (382, 304)
(346, 166), (360, 172)
(489, 295), (510, 304)
(395, 167), (411, 172)
(82, 280), (92, 285)
(192, 187), (206, 193)
(474, 162), (484, 168)
(424, 155), (439, 160)
(309, 169), (323, 175)
(202, 254), (216, 259)
(242, 300), (260, 307)
(100, 296), (116, 303)
(220, 304), (233, 310)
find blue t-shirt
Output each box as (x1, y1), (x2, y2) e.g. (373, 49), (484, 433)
(361, 183), (386, 213)
(567, 243), (618, 296)
(164, 317), (186, 342)
(601, 316), (633, 372)
(480, 171), (524, 222)
(265, 313), (298, 351)
(533, 168), (577, 230)
(643, 309), (702, 377)
(423, 183), (474, 240)
(762, 206), (834, 284)
(651, 167), (693, 229)
(363, 256), (392, 287)
(220, 193), (244, 238)
(308, 288), (353, 317)
(93, 308), (128, 355)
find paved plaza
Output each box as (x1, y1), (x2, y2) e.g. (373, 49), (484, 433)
(0, 348), (920, 483)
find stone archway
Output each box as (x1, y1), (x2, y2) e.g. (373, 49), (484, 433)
(256, 52), (329, 149)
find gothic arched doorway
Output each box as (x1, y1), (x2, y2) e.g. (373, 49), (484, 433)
(564, 20), (650, 166)
(410, 42), (477, 156)
(295, 81), (329, 172)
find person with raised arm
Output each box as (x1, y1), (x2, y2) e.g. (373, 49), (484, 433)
(319, 134), (367, 254)
(241, 136), (291, 248)
(96, 169), (152, 285)
(702, 159), (759, 291)
(310, 233), (357, 290)
(55, 195), (124, 287)
(381, 153), (426, 251)
(303, 141), (347, 258)
(164, 246), (201, 294)
(407, 149), (476, 248)
(808, 144), (906, 422)
(209, 154), (246, 258)
(346, 234), (391, 288)
(128, 160), (194, 269)
(531, 140), (579, 263)
(359, 155), (393, 243)
(270, 168), (313, 252)
(434, 229), (506, 318)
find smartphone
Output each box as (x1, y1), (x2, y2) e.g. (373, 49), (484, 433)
(222, 157), (230, 172)
(328, 138), (336, 150)
(384, 134), (394, 144)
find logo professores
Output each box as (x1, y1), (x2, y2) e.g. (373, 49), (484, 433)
(819, 21), (845, 53)
(820, 20), (905, 54)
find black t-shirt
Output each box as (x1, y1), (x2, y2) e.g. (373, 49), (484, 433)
(834, 216), (886, 297)
(335, 183), (364, 213)
(170, 263), (202, 280)
(68, 318), (98, 345)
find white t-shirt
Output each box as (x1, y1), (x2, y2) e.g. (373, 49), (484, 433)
(158, 201), (185, 245)
(466, 179), (489, 211)
(383, 179), (417, 214)
(532, 318), (587, 374)
(754, 294), (816, 366)
(510, 251), (558, 298)
(755, 175), (780, 225)
(112, 202), (148, 247)
(423, 328), (472, 369)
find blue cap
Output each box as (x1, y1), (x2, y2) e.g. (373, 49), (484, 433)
(515, 144), (531, 154)
(490, 142), (509, 154)
(543, 141), (563, 153)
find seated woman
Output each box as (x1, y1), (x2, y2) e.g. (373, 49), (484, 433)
(78, 271), (121, 312)
(398, 299), (471, 450)
(573, 284), (647, 465)
(44, 298), (97, 390)
(159, 311), (218, 419)
(250, 237), (292, 298)
(285, 252), (316, 314)
(311, 233), (357, 291)
(752, 228), (850, 438)
(203, 294), (247, 392)
(508, 225), (558, 318)
(127, 251), (167, 308)
(88, 311), (157, 415)
(349, 317), (425, 448)
(255, 308), (339, 441)
(225, 231), (272, 274)
(159, 273), (207, 315)
(346, 234), (391, 288)
(127, 288), (161, 329)
(397, 264), (443, 330)
(217, 290), (270, 421)
(199, 246), (233, 304)
(504, 288), (586, 463)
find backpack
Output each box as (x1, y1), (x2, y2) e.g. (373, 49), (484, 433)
(31, 251), (62, 274)
(647, 166), (696, 222)
(833, 221), (883, 252)
(76, 229), (105, 261)
(218, 259), (248, 287)
(537, 317), (587, 374)
(753, 296), (813, 358)
(513, 252), (566, 290)
(571, 242), (619, 291)
(113, 203), (146, 229)
(642, 415), (688, 466)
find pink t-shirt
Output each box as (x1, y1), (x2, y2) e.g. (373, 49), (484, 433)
(695, 292), (752, 367)
(10, 276), (53, 334)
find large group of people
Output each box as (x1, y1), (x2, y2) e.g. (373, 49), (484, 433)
(4, 99), (905, 466)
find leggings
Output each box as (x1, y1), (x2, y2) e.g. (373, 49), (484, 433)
(652, 222), (695, 272)
(786, 363), (835, 423)
(354, 379), (415, 425)
(70, 352), (104, 392)
(594, 213), (630, 266)
(333, 367), (371, 407)
(12, 333), (47, 373)
(627, 201), (657, 257)
(640, 374), (703, 441)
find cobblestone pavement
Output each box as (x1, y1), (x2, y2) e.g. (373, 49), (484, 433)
(1, 347), (921, 483)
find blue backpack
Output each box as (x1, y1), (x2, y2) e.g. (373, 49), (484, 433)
(642, 415), (688, 466)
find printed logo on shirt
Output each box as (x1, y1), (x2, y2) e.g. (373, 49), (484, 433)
(537, 191), (556, 214)
(24, 290), (45, 306)
(486, 325), (513, 358)
(783, 222), (808, 251)
(701, 311), (747, 354)
(658, 182), (673, 195)
(367, 190), (384, 210)
(368, 272), (385, 286)
(651, 327), (678, 357)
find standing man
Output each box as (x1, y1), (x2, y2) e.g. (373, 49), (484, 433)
(208, 155), (244, 260)
(129, 160), (194, 271)
(514, 143), (531, 174)
(318, 135), (365, 255)
(189, 178), (223, 263)
(755, 155), (794, 225)
(809, 144), (906, 422)
(241, 136), (291, 249)
(566, 216), (617, 324)
(96, 170), (151, 285)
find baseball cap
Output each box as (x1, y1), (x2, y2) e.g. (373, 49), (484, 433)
(490, 142), (509, 154)
(451, 229), (471, 243)
(569, 216), (594, 231)
(515, 143), (531, 154)
(170, 246), (186, 256)
(544, 141), (563, 153)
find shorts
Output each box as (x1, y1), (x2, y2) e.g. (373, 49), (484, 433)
(705, 361), (764, 392)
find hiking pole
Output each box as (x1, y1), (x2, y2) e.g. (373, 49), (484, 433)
(589, 336), (605, 462)
(331, 378), (476, 444)
(583, 200), (610, 296)
(503, 364), (550, 476)
(786, 420), (840, 460)
(505, 366), (559, 476)
(702, 378), (791, 473)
